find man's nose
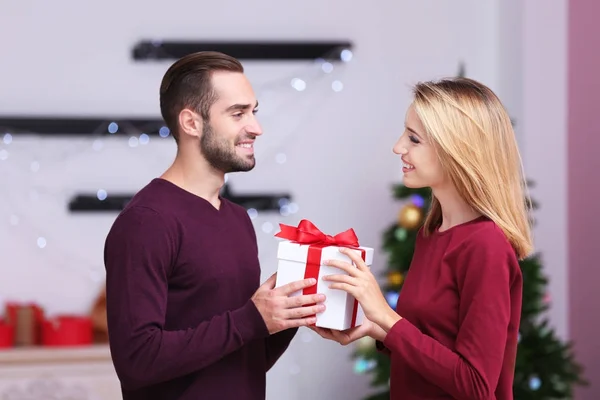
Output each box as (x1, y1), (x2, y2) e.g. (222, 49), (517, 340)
(247, 117), (263, 136)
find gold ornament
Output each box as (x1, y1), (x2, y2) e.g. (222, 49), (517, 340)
(398, 204), (423, 229)
(387, 271), (404, 286)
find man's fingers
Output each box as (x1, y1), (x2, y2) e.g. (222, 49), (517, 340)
(276, 277), (317, 296)
(286, 316), (317, 328)
(285, 303), (324, 319)
(259, 272), (278, 290)
(286, 293), (326, 308)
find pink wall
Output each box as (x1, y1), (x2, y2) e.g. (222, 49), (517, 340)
(568, 0), (600, 398)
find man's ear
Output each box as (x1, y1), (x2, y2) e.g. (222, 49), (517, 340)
(178, 109), (202, 139)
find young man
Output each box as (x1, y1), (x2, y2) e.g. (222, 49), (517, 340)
(103, 51), (325, 400)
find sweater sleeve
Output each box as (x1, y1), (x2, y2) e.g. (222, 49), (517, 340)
(264, 328), (298, 371)
(104, 206), (270, 390)
(375, 340), (391, 356)
(382, 233), (518, 400)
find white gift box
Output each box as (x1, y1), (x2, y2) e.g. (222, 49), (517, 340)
(275, 240), (374, 331)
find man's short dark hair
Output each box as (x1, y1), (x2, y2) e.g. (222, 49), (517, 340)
(159, 51), (244, 142)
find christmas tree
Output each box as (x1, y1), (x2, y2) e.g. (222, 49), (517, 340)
(351, 182), (587, 399)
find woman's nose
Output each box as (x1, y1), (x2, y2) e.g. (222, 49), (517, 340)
(393, 140), (407, 155)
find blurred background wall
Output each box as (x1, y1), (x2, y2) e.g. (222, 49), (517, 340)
(0, 0), (598, 398)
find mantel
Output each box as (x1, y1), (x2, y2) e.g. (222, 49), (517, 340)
(0, 345), (122, 399)
(0, 344), (111, 366)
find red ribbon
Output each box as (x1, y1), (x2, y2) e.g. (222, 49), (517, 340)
(275, 219), (366, 328)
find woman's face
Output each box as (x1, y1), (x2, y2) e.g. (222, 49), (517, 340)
(393, 104), (445, 189)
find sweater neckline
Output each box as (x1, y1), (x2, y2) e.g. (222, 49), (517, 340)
(433, 215), (488, 236)
(152, 178), (227, 213)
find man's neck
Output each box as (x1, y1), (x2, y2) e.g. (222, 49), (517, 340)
(160, 148), (224, 209)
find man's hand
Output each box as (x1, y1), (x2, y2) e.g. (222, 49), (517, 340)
(251, 273), (326, 334)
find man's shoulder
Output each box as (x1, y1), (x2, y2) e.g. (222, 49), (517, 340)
(106, 205), (170, 246)
(124, 179), (174, 212)
(107, 180), (179, 238)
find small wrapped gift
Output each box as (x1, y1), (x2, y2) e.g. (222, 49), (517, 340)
(90, 286), (109, 343)
(0, 319), (14, 348)
(5, 302), (44, 346)
(274, 219), (374, 331)
(42, 315), (92, 346)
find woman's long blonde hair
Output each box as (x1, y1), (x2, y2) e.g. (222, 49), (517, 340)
(413, 77), (533, 259)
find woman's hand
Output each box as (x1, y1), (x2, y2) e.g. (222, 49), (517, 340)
(321, 247), (402, 331)
(309, 317), (386, 345)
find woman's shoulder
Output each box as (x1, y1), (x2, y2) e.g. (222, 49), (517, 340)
(463, 217), (511, 246)
(445, 217), (519, 264)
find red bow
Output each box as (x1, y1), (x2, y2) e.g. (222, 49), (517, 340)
(274, 219), (360, 248)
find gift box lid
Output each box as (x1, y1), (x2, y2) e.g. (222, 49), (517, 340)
(277, 240), (374, 265)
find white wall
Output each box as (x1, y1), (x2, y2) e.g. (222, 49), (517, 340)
(485, 0), (570, 342)
(521, 0), (569, 339)
(1, 1), (502, 399)
(496, 0), (523, 146)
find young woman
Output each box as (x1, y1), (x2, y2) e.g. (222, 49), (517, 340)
(312, 77), (532, 400)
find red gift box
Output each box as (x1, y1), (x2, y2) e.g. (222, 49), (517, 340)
(5, 302), (44, 346)
(42, 315), (93, 347)
(0, 320), (14, 348)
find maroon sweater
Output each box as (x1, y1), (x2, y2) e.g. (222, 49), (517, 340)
(379, 217), (522, 400)
(103, 178), (296, 400)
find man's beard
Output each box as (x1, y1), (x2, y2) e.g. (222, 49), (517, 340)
(199, 122), (256, 173)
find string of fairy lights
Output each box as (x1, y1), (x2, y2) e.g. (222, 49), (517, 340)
(0, 49), (353, 285)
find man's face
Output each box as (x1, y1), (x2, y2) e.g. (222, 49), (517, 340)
(200, 71), (262, 173)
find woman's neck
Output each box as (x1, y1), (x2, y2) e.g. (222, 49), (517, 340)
(432, 184), (482, 232)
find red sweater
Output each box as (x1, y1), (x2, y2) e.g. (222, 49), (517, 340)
(379, 216), (522, 400)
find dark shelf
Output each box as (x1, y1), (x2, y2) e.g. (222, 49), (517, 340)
(68, 184), (291, 213)
(132, 40), (353, 62)
(0, 117), (167, 136)
(1, 40), (353, 136)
